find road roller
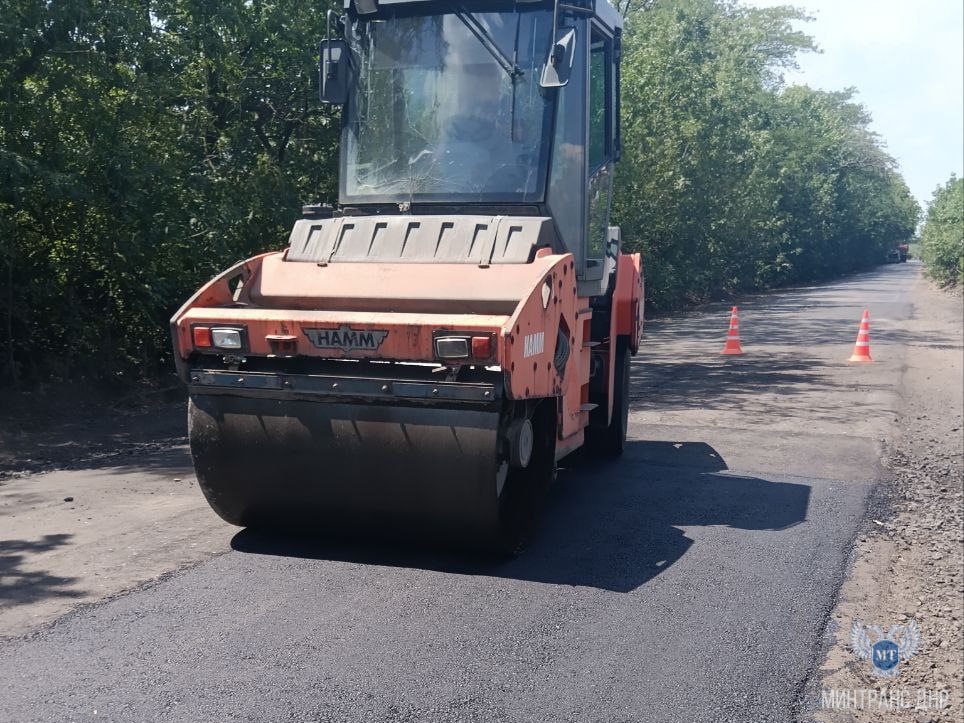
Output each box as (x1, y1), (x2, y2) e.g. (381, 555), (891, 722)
(171, 0), (643, 553)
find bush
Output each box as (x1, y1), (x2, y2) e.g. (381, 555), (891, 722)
(921, 176), (964, 287)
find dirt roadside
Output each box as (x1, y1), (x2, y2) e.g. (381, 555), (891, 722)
(0, 391), (235, 636)
(0, 386), (186, 479)
(808, 277), (964, 722)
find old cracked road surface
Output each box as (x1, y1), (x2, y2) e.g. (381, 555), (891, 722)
(0, 264), (928, 722)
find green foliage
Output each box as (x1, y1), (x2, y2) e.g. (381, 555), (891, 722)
(614, 0), (919, 310)
(0, 0), (922, 384)
(920, 175), (964, 287)
(1, 0), (339, 383)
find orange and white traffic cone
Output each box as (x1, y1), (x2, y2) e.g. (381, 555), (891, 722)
(848, 310), (874, 363)
(720, 306), (744, 355)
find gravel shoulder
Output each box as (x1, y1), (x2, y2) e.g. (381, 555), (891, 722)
(809, 276), (963, 722)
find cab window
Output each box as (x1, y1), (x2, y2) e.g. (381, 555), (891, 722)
(588, 28), (612, 173)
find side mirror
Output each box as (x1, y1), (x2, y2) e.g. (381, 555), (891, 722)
(319, 39), (349, 105)
(540, 27), (576, 88)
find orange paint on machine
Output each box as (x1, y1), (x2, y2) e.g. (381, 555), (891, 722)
(170, 0), (644, 553)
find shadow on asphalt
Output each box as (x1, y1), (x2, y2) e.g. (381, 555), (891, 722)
(0, 534), (84, 607)
(630, 355), (833, 413)
(230, 440), (810, 593)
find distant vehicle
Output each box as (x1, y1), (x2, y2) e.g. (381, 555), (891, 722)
(886, 249), (901, 263)
(897, 243), (909, 262)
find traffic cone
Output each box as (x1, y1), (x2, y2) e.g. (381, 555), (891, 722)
(720, 306), (744, 355)
(848, 310), (874, 363)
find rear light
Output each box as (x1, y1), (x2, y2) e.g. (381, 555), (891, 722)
(211, 328), (242, 350)
(435, 334), (494, 361)
(193, 327), (212, 348)
(192, 325), (246, 351)
(471, 336), (492, 358)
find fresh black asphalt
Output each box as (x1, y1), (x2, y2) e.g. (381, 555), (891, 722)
(1, 264), (921, 722)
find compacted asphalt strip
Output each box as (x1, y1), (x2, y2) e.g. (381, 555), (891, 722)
(0, 263), (924, 722)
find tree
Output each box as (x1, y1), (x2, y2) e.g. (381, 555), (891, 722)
(0, 0), (340, 384)
(921, 175), (964, 287)
(0, 0), (923, 385)
(613, 0), (918, 309)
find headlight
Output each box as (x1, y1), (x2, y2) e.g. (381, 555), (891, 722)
(435, 336), (470, 359)
(211, 328), (243, 350)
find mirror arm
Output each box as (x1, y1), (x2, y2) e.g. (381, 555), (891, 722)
(540, 0), (581, 88)
(326, 10), (345, 41)
(546, 0), (593, 68)
(549, 0), (560, 54)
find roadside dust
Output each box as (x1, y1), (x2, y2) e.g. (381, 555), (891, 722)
(0, 386), (187, 480)
(0, 388), (234, 637)
(810, 278), (963, 723)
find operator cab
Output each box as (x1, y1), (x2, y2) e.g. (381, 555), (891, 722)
(319, 0), (624, 297)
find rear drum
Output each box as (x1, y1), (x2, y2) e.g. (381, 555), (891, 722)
(188, 394), (555, 553)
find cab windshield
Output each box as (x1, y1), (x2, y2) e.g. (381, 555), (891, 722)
(341, 9), (555, 205)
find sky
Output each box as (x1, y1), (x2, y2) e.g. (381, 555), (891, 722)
(741, 0), (964, 211)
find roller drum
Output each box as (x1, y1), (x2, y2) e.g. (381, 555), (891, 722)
(188, 393), (536, 550)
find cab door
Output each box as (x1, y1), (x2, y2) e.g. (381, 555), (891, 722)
(580, 22), (618, 297)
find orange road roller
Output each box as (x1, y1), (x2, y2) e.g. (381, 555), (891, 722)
(171, 0), (643, 552)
